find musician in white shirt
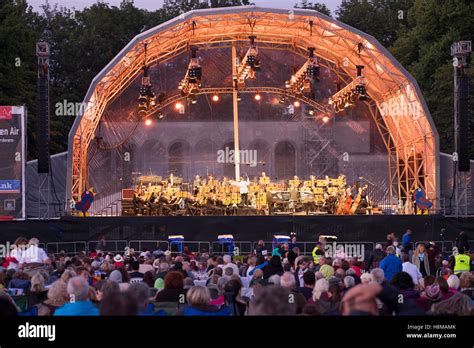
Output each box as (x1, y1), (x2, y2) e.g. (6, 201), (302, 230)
(238, 176), (250, 205)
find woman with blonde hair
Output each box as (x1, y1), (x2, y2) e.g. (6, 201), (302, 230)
(28, 273), (48, 308)
(182, 286), (231, 316)
(360, 272), (373, 284)
(312, 278), (329, 302)
(37, 280), (69, 316)
(412, 243), (430, 276)
(61, 269), (77, 283)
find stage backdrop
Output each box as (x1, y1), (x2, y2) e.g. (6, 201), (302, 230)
(0, 106), (26, 219)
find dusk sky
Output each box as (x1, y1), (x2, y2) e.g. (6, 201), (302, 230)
(27, 0), (343, 15)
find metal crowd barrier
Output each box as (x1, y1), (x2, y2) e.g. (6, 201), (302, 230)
(87, 240), (128, 254)
(376, 240), (455, 252)
(210, 241), (253, 255)
(46, 241), (87, 256)
(41, 239), (466, 258)
(129, 240), (169, 253)
(251, 241), (375, 256)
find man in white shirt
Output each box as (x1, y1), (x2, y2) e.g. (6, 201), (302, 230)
(238, 176), (250, 205)
(222, 254), (240, 276)
(401, 253), (422, 286)
(20, 238), (50, 266)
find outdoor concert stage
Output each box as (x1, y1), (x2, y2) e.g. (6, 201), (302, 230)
(1, 215), (472, 247)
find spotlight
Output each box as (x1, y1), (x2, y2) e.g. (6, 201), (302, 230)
(279, 95), (286, 104)
(175, 102), (184, 110)
(254, 94), (261, 101)
(212, 94), (220, 102)
(294, 100), (300, 107)
(237, 93), (242, 102)
(322, 116), (330, 123)
(190, 95), (197, 104)
(145, 118), (152, 126)
(157, 111), (164, 119)
(308, 109), (315, 116)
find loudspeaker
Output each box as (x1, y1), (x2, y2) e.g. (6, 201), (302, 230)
(457, 74), (470, 172)
(37, 75), (50, 173)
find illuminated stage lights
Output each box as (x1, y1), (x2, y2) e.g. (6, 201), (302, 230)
(145, 118), (152, 126)
(254, 93), (262, 101)
(175, 102), (184, 110)
(137, 43), (156, 116)
(157, 111), (164, 119)
(237, 93), (242, 102)
(279, 95), (286, 104)
(189, 94), (197, 104)
(322, 115), (330, 123)
(138, 77), (156, 116)
(306, 64), (320, 79)
(355, 84), (368, 101)
(235, 36), (260, 84)
(285, 47), (319, 96)
(179, 46), (202, 95)
(293, 100), (301, 107)
(308, 109), (315, 116)
(188, 66), (202, 84)
(212, 94), (220, 102)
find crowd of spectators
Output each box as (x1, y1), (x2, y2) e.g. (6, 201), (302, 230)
(0, 230), (472, 316)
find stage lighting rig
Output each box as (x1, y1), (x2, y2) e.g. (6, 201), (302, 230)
(138, 43), (156, 117)
(179, 46), (202, 96)
(235, 36), (260, 85)
(284, 47), (320, 96)
(328, 65), (368, 112)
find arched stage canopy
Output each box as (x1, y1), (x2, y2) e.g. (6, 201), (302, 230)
(67, 6), (439, 208)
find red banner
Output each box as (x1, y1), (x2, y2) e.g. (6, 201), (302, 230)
(0, 106), (13, 120)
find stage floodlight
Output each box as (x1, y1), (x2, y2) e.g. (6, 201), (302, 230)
(145, 118), (152, 126)
(294, 100), (301, 107)
(254, 93), (262, 101)
(212, 94), (219, 102)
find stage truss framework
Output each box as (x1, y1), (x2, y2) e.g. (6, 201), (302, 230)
(67, 6), (440, 210)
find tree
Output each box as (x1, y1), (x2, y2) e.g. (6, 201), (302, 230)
(390, 0), (474, 156)
(0, 0), (42, 159)
(294, 0), (331, 17)
(336, 0), (414, 47)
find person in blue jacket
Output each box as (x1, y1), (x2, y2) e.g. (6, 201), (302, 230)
(181, 286), (231, 316)
(54, 276), (99, 316)
(379, 246), (402, 281)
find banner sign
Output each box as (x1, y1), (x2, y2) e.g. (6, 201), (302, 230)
(0, 106), (26, 219)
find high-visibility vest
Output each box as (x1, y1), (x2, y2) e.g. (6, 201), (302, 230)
(454, 254), (470, 273)
(312, 246), (321, 263)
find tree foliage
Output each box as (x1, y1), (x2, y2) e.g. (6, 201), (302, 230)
(294, 1), (331, 17)
(0, 0), (472, 159)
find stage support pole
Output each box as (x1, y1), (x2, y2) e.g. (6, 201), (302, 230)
(232, 45), (241, 181)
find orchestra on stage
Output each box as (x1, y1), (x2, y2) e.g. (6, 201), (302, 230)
(122, 173), (378, 216)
